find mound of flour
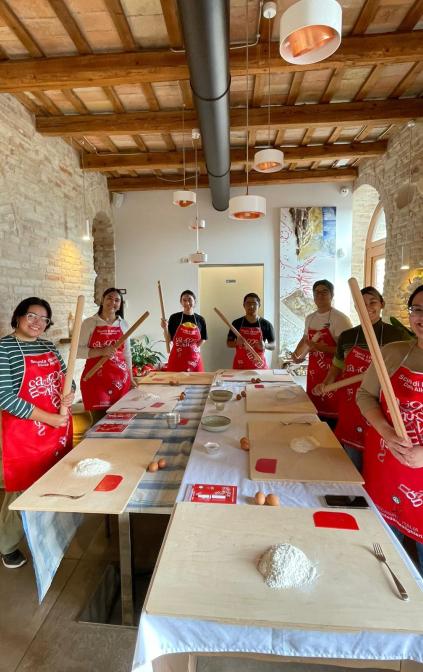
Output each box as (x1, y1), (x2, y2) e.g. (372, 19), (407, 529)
(74, 458), (111, 477)
(290, 436), (320, 453)
(258, 543), (316, 589)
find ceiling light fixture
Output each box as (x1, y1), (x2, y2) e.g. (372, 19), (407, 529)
(189, 129), (207, 264)
(279, 0), (342, 65)
(173, 104), (196, 208)
(254, 2), (283, 173)
(229, 0), (266, 220)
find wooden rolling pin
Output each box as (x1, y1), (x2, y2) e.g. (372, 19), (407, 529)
(321, 373), (364, 394)
(214, 307), (264, 368)
(348, 277), (407, 439)
(60, 295), (85, 415)
(82, 310), (150, 382)
(158, 280), (170, 354)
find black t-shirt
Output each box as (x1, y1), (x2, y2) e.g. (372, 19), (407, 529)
(227, 317), (275, 343)
(168, 312), (208, 341)
(334, 319), (403, 367)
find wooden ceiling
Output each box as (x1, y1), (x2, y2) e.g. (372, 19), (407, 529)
(0, 0), (422, 193)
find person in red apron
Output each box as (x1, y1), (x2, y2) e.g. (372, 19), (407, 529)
(313, 287), (403, 471)
(161, 290), (207, 372)
(293, 279), (352, 425)
(79, 288), (133, 413)
(227, 293), (275, 370)
(0, 297), (74, 569)
(357, 284), (423, 576)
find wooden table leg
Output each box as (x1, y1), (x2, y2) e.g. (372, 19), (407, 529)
(118, 511), (134, 626)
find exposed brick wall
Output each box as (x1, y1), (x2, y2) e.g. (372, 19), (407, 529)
(0, 94), (113, 394)
(356, 122), (423, 322)
(350, 184), (380, 318)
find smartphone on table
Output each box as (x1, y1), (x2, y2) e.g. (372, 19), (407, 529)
(323, 494), (369, 508)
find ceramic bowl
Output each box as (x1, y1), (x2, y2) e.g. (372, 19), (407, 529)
(209, 389), (233, 403)
(204, 441), (221, 455)
(201, 415), (231, 432)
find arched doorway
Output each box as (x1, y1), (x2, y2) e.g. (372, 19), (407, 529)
(365, 203), (386, 293)
(92, 211), (116, 304)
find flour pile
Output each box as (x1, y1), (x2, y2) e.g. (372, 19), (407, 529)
(74, 458), (111, 477)
(289, 436), (320, 453)
(258, 543), (316, 589)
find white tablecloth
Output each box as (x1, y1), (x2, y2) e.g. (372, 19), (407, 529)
(133, 383), (423, 672)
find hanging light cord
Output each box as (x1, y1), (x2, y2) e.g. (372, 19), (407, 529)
(245, 0), (249, 195)
(194, 138), (199, 250)
(267, 14), (271, 147)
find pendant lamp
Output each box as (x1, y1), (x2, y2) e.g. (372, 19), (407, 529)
(189, 130), (207, 263)
(280, 0), (342, 65)
(254, 2), (283, 173)
(173, 104), (196, 208)
(229, 0), (266, 220)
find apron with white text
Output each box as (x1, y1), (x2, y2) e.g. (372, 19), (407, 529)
(167, 316), (204, 372)
(307, 326), (337, 417)
(233, 320), (268, 370)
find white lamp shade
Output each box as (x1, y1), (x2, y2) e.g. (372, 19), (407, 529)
(253, 148), (284, 173)
(173, 189), (196, 207)
(280, 0), (342, 65)
(229, 194), (266, 220)
(189, 251), (208, 263)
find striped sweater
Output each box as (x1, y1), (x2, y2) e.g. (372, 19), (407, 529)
(0, 334), (70, 419)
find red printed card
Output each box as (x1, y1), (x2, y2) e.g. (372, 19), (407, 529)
(188, 484), (237, 504)
(106, 412), (137, 421)
(93, 422), (129, 434)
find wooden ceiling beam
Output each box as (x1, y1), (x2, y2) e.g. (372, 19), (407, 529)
(160, 0), (183, 48)
(36, 99), (423, 136)
(0, 0), (44, 57)
(351, 0), (381, 35)
(286, 72), (304, 105)
(398, 0), (423, 31)
(179, 80), (193, 109)
(46, 0), (92, 55)
(108, 168), (357, 191)
(83, 141), (387, 172)
(61, 89), (89, 114)
(354, 64), (385, 101)
(320, 66), (344, 104)
(1, 32), (423, 92)
(103, 86), (126, 113)
(388, 61), (423, 98)
(102, 0), (138, 51)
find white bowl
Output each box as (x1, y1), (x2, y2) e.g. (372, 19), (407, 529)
(204, 441), (221, 455)
(201, 415), (231, 432)
(210, 389), (233, 403)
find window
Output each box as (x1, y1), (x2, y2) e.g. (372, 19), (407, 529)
(365, 203), (386, 293)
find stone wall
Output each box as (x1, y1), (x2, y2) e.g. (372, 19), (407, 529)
(0, 93), (113, 393)
(356, 122), (423, 321)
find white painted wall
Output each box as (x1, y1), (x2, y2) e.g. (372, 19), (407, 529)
(114, 182), (353, 364)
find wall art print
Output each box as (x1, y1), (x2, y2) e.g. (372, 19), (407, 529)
(280, 206), (336, 354)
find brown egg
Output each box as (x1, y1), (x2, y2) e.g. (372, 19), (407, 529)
(265, 494), (280, 507)
(255, 377), (262, 383)
(240, 437), (250, 451)
(236, 393), (242, 401)
(158, 458), (167, 469)
(169, 380), (176, 386)
(250, 378), (255, 384)
(179, 392), (186, 400)
(255, 491), (266, 505)
(148, 461), (159, 472)
(241, 390), (246, 398)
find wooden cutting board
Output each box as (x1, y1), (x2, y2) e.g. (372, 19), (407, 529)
(216, 369), (293, 383)
(248, 420), (363, 484)
(10, 438), (161, 515)
(145, 503), (423, 633)
(107, 385), (185, 413)
(138, 371), (214, 385)
(246, 383), (317, 414)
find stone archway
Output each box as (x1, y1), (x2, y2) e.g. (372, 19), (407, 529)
(92, 211), (116, 305)
(350, 184), (381, 318)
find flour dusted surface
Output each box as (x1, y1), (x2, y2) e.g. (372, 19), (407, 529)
(258, 544), (317, 589)
(74, 458), (111, 477)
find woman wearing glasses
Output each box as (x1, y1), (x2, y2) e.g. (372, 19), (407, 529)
(292, 279), (352, 423)
(0, 297), (74, 569)
(357, 284), (423, 575)
(78, 287), (134, 414)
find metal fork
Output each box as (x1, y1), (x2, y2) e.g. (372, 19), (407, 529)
(40, 492), (86, 499)
(373, 543), (409, 601)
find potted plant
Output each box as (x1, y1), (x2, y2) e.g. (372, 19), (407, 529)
(130, 336), (166, 377)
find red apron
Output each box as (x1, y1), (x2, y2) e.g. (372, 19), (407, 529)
(335, 345), (372, 449)
(364, 357), (423, 543)
(307, 326), (337, 417)
(2, 350), (72, 492)
(167, 318), (204, 372)
(233, 321), (268, 370)
(80, 325), (131, 410)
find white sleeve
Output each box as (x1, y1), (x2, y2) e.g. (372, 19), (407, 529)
(332, 312), (353, 339)
(77, 316), (96, 359)
(303, 314), (311, 336)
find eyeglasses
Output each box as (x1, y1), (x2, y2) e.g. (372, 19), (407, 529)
(408, 306), (423, 316)
(313, 289), (331, 296)
(25, 312), (51, 326)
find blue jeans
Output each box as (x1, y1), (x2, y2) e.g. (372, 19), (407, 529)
(390, 525), (423, 577)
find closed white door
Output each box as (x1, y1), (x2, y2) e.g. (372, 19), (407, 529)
(199, 265), (264, 371)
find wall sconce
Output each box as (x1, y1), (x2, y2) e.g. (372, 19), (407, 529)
(400, 246), (410, 270)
